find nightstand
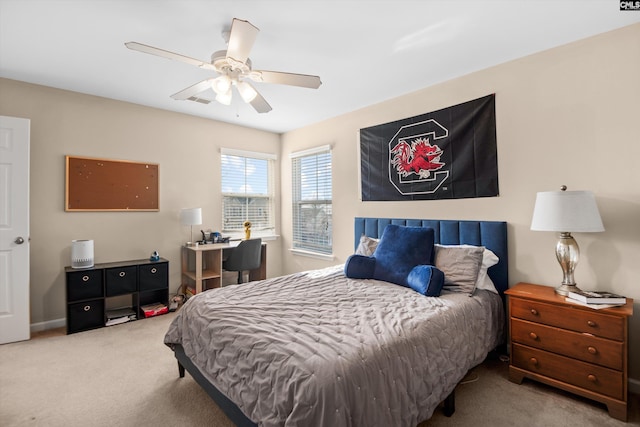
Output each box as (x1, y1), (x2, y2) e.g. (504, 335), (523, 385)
(505, 282), (633, 421)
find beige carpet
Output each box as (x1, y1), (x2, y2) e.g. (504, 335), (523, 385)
(1, 312), (637, 427)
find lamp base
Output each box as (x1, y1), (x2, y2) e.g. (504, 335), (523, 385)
(555, 283), (583, 296)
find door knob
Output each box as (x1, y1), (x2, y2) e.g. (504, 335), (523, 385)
(14, 237), (25, 244)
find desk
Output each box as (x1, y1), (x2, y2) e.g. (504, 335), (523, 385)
(181, 242), (267, 294)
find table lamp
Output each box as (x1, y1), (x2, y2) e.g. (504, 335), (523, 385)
(180, 207), (202, 245)
(530, 186), (604, 295)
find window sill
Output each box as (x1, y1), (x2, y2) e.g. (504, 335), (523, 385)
(289, 248), (335, 261)
(224, 233), (279, 242)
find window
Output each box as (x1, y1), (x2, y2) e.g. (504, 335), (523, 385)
(291, 145), (332, 255)
(221, 148), (275, 235)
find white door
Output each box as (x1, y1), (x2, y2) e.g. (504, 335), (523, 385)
(0, 116), (30, 344)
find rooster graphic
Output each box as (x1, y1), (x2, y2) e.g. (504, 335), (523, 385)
(390, 137), (445, 178)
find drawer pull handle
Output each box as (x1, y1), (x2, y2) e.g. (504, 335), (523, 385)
(587, 346), (597, 355)
(587, 320), (597, 327)
(587, 374), (597, 383)
(530, 308), (538, 316)
(151, 268), (157, 274)
(119, 271), (126, 277)
(529, 332), (538, 340)
(83, 305), (91, 312)
(529, 357), (538, 366)
(82, 275), (89, 282)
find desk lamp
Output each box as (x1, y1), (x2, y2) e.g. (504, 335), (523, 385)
(180, 207), (202, 245)
(530, 186), (604, 295)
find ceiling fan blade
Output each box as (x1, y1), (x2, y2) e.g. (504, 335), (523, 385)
(252, 70), (322, 89)
(125, 42), (215, 70)
(249, 89), (272, 114)
(170, 79), (214, 100)
(226, 19), (259, 65)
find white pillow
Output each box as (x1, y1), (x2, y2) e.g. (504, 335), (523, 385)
(355, 235), (379, 256)
(434, 244), (499, 294)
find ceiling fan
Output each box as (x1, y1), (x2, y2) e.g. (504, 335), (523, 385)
(125, 18), (322, 113)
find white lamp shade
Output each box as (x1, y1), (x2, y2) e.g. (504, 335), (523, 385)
(180, 208), (202, 226)
(215, 89), (232, 106)
(71, 239), (94, 269)
(236, 81), (258, 103)
(211, 75), (232, 95)
(531, 190), (604, 232)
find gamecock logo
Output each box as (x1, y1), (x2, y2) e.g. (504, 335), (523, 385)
(390, 137), (444, 178)
(387, 119), (450, 195)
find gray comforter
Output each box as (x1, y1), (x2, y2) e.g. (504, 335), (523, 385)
(164, 265), (504, 427)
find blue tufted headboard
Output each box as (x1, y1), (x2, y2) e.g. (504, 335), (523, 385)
(354, 217), (509, 296)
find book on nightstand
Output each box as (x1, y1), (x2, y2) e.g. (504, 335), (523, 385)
(564, 297), (624, 310)
(567, 290), (626, 305)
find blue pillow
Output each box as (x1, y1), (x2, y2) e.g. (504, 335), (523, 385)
(373, 225), (434, 286)
(344, 224), (443, 296)
(344, 254), (376, 278)
(407, 265), (444, 296)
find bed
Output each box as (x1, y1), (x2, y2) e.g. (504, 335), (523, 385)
(164, 217), (508, 426)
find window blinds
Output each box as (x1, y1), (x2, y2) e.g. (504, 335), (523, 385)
(221, 151), (275, 233)
(291, 146), (332, 254)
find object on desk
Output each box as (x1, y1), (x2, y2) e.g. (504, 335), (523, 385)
(150, 250), (160, 261)
(567, 290), (626, 305)
(243, 221), (252, 240)
(180, 207), (202, 245)
(565, 297), (624, 310)
(223, 238), (262, 284)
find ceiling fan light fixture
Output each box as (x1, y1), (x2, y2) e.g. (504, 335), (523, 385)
(215, 89), (232, 106)
(236, 81), (258, 103)
(127, 18), (320, 115)
(211, 75), (232, 95)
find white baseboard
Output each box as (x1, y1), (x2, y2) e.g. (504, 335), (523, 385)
(31, 318), (65, 333)
(629, 377), (640, 395)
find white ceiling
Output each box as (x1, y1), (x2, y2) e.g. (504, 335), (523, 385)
(1, 1), (638, 134)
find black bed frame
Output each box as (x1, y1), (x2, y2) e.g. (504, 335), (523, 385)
(173, 217), (507, 425)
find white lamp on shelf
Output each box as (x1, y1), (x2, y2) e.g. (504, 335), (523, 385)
(180, 207), (202, 246)
(530, 185), (604, 296)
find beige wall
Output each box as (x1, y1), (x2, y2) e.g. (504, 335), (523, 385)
(281, 23), (640, 382)
(0, 78), (282, 327)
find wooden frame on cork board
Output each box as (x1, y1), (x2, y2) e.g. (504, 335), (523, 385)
(65, 155), (159, 211)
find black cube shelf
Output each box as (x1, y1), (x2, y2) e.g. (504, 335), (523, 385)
(65, 258), (169, 334)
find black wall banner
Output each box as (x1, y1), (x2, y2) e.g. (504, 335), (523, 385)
(359, 94), (498, 201)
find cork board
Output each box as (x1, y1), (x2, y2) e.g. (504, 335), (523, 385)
(65, 155), (159, 211)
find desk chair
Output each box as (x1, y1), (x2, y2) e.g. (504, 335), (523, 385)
(222, 238), (262, 284)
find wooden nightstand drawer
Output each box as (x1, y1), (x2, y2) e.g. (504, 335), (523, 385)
(511, 318), (623, 370)
(510, 298), (624, 341)
(512, 343), (623, 400)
